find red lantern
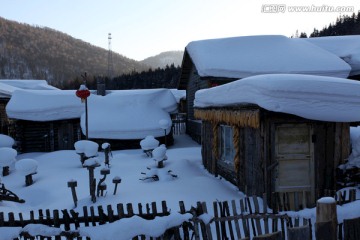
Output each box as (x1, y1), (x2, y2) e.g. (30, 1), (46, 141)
(76, 85), (90, 102)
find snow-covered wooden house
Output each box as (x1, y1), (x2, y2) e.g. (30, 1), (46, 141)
(177, 35), (354, 142)
(0, 80), (58, 135)
(6, 88), (177, 152)
(194, 74), (360, 209)
(6, 89), (83, 152)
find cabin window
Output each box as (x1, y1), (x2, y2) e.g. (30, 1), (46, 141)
(219, 125), (235, 166)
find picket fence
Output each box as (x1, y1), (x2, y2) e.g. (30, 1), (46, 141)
(0, 190), (359, 240)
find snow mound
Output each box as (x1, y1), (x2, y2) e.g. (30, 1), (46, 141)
(195, 74), (360, 122)
(83, 157), (101, 167)
(152, 145), (167, 161)
(140, 136), (159, 151)
(74, 140), (99, 157)
(0, 147), (17, 167)
(0, 134), (15, 148)
(15, 159), (38, 176)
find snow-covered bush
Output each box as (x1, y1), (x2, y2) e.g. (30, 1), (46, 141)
(0, 134), (15, 148)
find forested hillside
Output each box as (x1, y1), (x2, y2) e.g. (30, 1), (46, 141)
(140, 51), (183, 69)
(63, 64), (181, 90)
(309, 12), (360, 37)
(0, 17), (147, 88)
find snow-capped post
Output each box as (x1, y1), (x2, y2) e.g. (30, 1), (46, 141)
(152, 144), (167, 168)
(102, 143), (112, 167)
(112, 176), (121, 195)
(159, 119), (170, 146)
(0, 147), (17, 176)
(74, 140), (99, 167)
(97, 168), (110, 197)
(83, 157), (101, 203)
(67, 180), (78, 207)
(76, 72), (91, 140)
(15, 159), (38, 186)
(315, 197), (337, 240)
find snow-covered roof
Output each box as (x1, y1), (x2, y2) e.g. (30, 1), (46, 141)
(194, 74), (360, 122)
(6, 90), (84, 121)
(302, 35), (360, 76)
(6, 88), (178, 139)
(82, 89), (177, 139)
(0, 79), (58, 98)
(186, 35), (351, 79)
(170, 89), (186, 103)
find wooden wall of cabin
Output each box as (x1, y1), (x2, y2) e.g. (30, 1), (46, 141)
(186, 66), (208, 143)
(200, 120), (265, 197)
(239, 127), (264, 196)
(264, 112), (351, 208)
(0, 98), (9, 134)
(186, 65), (207, 121)
(201, 121), (215, 174)
(313, 122), (350, 197)
(12, 119), (81, 153)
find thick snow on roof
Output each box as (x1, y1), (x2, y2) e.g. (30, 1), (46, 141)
(303, 35), (360, 76)
(0, 80), (58, 97)
(6, 88), (178, 139)
(170, 89), (186, 103)
(194, 74), (360, 122)
(186, 35), (351, 79)
(82, 89), (178, 139)
(6, 90), (84, 121)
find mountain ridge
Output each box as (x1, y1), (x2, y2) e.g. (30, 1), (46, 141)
(0, 17), (183, 88)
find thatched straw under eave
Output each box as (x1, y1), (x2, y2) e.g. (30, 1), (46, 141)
(194, 108), (260, 128)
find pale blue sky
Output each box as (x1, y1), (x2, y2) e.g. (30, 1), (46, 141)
(0, 0), (359, 60)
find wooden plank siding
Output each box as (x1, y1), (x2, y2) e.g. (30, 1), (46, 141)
(12, 119), (81, 153)
(197, 107), (351, 210)
(0, 98), (9, 134)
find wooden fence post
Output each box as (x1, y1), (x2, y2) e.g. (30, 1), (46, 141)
(315, 197), (337, 240)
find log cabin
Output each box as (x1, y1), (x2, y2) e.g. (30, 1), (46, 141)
(0, 80), (58, 135)
(194, 74), (360, 210)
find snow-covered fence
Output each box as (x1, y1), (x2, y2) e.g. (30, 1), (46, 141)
(171, 113), (186, 135)
(0, 194), (358, 239)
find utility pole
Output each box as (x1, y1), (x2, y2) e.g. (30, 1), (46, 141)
(107, 33), (114, 79)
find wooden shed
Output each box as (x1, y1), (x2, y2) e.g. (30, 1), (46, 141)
(194, 74), (360, 210)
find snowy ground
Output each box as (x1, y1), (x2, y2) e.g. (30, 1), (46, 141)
(0, 134), (359, 239)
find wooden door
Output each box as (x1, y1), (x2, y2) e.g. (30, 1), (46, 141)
(58, 122), (74, 150)
(274, 123), (315, 206)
